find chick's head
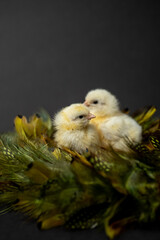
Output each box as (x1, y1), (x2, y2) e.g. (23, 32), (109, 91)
(53, 103), (95, 130)
(84, 89), (120, 117)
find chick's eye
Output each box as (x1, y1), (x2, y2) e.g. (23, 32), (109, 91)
(78, 115), (84, 119)
(93, 100), (98, 104)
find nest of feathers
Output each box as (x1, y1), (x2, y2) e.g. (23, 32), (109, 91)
(0, 105), (160, 239)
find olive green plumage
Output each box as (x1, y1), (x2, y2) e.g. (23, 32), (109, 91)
(0, 107), (160, 239)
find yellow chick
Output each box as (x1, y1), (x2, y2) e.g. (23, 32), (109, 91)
(53, 103), (102, 154)
(84, 89), (142, 151)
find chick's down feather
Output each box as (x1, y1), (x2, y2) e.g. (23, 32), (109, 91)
(84, 89), (142, 151)
(53, 103), (102, 154)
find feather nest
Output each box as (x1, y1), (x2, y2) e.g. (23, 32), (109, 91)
(0, 107), (160, 239)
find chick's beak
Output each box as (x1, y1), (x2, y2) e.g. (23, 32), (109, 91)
(84, 101), (90, 107)
(87, 113), (96, 120)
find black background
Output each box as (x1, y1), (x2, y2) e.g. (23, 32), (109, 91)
(0, 1), (160, 239)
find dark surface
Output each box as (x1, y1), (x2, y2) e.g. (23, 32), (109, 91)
(1, 213), (160, 240)
(0, 1), (160, 239)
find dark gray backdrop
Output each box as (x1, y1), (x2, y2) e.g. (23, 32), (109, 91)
(0, 1), (160, 240)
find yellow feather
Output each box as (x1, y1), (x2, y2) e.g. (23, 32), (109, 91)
(40, 214), (65, 229)
(14, 116), (28, 140)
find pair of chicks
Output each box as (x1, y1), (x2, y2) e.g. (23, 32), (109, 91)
(53, 89), (142, 154)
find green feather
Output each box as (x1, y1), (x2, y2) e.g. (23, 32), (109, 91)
(0, 107), (160, 239)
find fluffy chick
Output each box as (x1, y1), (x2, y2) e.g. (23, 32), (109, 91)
(84, 89), (142, 151)
(53, 103), (102, 154)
